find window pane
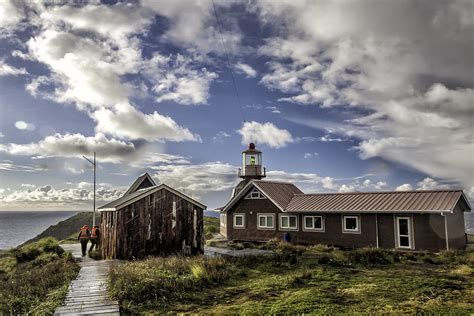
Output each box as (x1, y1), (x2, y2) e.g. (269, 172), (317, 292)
(400, 236), (410, 247)
(289, 217), (296, 227)
(259, 216), (265, 227)
(314, 217), (322, 229)
(399, 219), (409, 235)
(236, 216), (243, 226)
(282, 217), (289, 227)
(267, 216), (273, 227)
(345, 217), (357, 230)
(305, 217), (313, 228)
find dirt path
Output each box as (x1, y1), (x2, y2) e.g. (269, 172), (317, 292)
(54, 243), (120, 315)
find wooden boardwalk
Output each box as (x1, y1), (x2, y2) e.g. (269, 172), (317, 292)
(55, 244), (120, 316)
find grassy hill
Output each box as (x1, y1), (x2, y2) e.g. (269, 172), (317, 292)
(22, 212), (99, 246)
(109, 243), (474, 314)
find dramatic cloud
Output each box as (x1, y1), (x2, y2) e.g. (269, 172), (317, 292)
(92, 103), (200, 142)
(0, 60), (27, 76)
(0, 133), (135, 163)
(235, 63), (257, 78)
(0, 182), (126, 210)
(253, 1), (474, 193)
(153, 162), (239, 195)
(238, 121), (294, 148)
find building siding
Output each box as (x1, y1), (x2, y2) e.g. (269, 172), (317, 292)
(100, 188), (204, 260)
(225, 194), (469, 251)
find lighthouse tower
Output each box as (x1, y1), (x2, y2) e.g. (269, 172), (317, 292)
(238, 143), (266, 180)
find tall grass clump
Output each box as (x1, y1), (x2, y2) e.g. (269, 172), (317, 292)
(346, 248), (394, 265)
(0, 237), (79, 315)
(109, 256), (237, 305)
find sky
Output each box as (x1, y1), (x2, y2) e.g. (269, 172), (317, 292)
(0, 0), (472, 211)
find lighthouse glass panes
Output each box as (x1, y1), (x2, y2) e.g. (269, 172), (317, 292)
(243, 152), (261, 166)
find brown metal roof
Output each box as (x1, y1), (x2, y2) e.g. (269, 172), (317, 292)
(253, 180), (304, 210)
(285, 190), (467, 213)
(222, 180), (303, 212)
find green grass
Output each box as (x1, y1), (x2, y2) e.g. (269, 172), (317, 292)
(0, 237), (80, 314)
(109, 243), (474, 314)
(204, 216), (220, 240)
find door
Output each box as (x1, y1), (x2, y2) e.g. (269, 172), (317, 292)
(396, 216), (413, 249)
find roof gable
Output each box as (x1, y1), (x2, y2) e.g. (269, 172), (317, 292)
(124, 173), (156, 196)
(98, 183), (206, 211)
(222, 180), (303, 212)
(285, 190), (469, 213)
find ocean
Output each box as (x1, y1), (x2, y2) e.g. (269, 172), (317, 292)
(0, 211), (473, 250)
(0, 211), (78, 249)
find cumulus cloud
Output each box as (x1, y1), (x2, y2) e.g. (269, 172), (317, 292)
(0, 182), (126, 209)
(253, 1), (474, 194)
(235, 63), (257, 78)
(237, 121), (293, 148)
(212, 131), (231, 143)
(7, 2), (212, 150)
(92, 103), (200, 142)
(0, 60), (27, 76)
(396, 184), (413, 191)
(153, 162), (239, 195)
(417, 177), (450, 190)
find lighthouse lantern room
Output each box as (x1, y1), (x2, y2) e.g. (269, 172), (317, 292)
(238, 143), (266, 180)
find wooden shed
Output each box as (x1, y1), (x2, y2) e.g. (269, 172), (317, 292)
(97, 173), (206, 260)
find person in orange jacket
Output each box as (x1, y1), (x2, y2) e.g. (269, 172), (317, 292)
(77, 224), (90, 256)
(89, 225), (100, 253)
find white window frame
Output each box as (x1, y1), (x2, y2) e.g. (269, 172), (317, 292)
(303, 215), (325, 232)
(220, 214), (226, 227)
(342, 215), (361, 234)
(257, 213), (275, 230)
(279, 214), (298, 231)
(395, 215), (414, 249)
(245, 188), (266, 199)
(233, 213), (245, 229)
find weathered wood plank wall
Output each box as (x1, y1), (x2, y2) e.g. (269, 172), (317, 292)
(100, 188), (204, 260)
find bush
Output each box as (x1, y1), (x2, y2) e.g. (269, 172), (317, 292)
(88, 250), (102, 260)
(227, 241), (244, 250)
(14, 237), (62, 263)
(32, 252), (59, 267)
(346, 248), (394, 265)
(0, 257), (17, 274)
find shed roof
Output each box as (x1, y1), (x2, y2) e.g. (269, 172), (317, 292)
(123, 172), (156, 196)
(286, 190), (470, 213)
(98, 183), (206, 211)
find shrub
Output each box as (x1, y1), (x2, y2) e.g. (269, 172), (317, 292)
(0, 257), (17, 274)
(14, 237), (62, 263)
(32, 252), (59, 267)
(227, 241), (244, 250)
(88, 250), (102, 260)
(346, 248), (394, 265)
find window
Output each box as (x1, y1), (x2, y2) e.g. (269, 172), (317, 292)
(233, 214), (245, 228)
(245, 188), (265, 199)
(258, 214), (275, 229)
(280, 214), (298, 230)
(220, 214), (226, 227)
(342, 215), (360, 234)
(303, 215), (324, 231)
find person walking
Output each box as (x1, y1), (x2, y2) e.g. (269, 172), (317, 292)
(77, 224), (90, 256)
(89, 225), (100, 253)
